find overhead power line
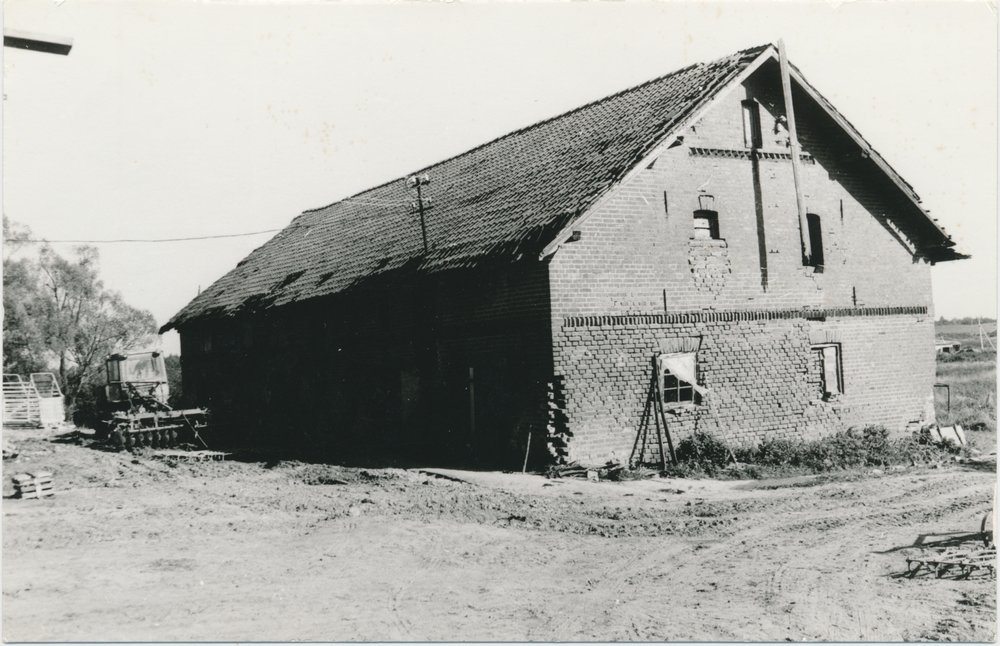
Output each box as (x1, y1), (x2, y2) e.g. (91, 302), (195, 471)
(9, 179), (467, 245)
(16, 227), (295, 244)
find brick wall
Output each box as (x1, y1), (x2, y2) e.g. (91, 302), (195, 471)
(549, 76), (934, 317)
(547, 63), (939, 463)
(550, 310), (935, 465)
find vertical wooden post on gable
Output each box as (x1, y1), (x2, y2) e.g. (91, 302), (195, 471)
(778, 39), (812, 265)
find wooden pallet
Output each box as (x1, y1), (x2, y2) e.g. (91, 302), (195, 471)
(12, 472), (54, 499)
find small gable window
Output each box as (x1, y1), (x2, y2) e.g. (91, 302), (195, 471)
(693, 210), (720, 240)
(804, 213), (825, 272)
(811, 343), (842, 399)
(742, 100), (762, 149)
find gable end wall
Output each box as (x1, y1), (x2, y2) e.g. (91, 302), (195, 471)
(546, 68), (937, 463)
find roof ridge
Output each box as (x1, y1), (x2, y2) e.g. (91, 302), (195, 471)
(302, 43), (774, 216)
(163, 42), (809, 332)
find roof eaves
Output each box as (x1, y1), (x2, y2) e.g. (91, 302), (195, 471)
(924, 246), (971, 263)
(787, 63), (958, 249)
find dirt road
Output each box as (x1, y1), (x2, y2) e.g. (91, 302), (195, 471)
(3, 427), (995, 641)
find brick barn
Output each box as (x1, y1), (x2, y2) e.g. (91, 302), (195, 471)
(161, 43), (966, 468)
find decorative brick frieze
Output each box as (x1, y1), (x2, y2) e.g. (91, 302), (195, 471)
(689, 147), (816, 164)
(562, 305), (927, 329)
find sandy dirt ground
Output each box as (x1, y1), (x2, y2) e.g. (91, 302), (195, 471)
(2, 426), (996, 642)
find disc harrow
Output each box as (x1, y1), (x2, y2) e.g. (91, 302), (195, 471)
(905, 546), (996, 580)
(97, 351), (213, 451)
(108, 409), (209, 451)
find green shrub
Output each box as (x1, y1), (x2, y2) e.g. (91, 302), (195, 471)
(655, 424), (958, 479)
(754, 437), (800, 467)
(674, 431), (732, 470)
(861, 425), (893, 466)
(911, 426), (963, 454)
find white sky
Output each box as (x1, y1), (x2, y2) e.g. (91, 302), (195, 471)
(3, 1), (997, 356)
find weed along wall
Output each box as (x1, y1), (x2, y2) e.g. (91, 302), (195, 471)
(548, 309), (935, 465)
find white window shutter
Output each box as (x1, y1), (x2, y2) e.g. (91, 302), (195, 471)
(822, 345), (840, 394)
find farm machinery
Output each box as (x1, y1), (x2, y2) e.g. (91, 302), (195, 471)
(100, 351), (209, 450)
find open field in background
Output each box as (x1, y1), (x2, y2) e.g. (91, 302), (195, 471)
(935, 320), (997, 350)
(934, 322), (997, 456)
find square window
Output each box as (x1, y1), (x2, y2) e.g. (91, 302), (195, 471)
(658, 352), (700, 406)
(693, 210), (720, 240)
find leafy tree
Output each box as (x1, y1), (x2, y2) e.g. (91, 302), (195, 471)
(164, 354), (183, 407)
(3, 216), (158, 414)
(3, 217), (46, 375)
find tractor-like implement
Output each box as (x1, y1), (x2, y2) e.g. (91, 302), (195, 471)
(101, 352), (209, 450)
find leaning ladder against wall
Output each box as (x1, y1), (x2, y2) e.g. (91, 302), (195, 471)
(629, 351), (739, 470)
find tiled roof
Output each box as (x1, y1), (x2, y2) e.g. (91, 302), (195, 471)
(162, 43), (962, 332)
(162, 45), (770, 331)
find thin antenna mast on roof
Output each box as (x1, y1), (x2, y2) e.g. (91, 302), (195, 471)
(407, 174), (432, 254)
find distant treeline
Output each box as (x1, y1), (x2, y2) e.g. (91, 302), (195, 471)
(937, 317), (997, 325)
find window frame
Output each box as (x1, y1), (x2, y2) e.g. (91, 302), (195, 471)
(692, 209), (720, 240)
(804, 213), (825, 272)
(658, 352), (700, 408)
(742, 100), (763, 149)
(811, 342), (843, 399)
